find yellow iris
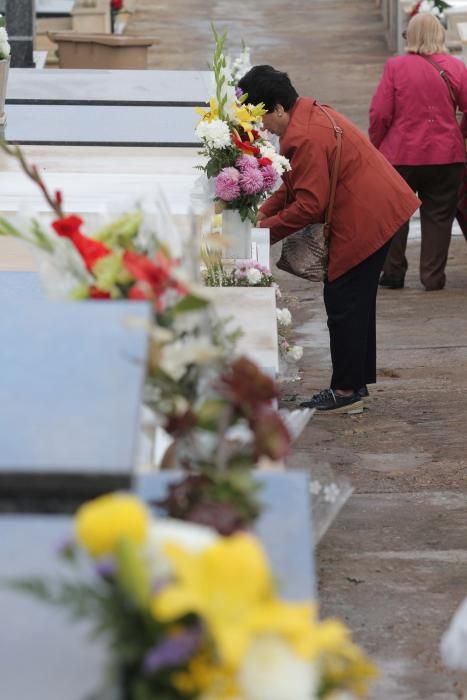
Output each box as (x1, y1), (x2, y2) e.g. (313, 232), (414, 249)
(75, 493), (149, 558)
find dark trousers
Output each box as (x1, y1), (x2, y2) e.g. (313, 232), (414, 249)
(323, 241), (390, 391)
(383, 163), (464, 290)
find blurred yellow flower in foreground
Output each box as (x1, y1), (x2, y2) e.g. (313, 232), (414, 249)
(75, 493), (149, 557)
(152, 533), (325, 670)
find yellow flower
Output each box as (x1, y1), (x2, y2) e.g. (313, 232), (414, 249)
(151, 533), (275, 667)
(75, 493), (149, 558)
(233, 103), (267, 140)
(195, 97), (220, 123)
(321, 639), (378, 698)
(173, 651), (240, 699)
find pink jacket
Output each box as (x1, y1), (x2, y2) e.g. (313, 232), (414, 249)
(369, 53), (467, 165)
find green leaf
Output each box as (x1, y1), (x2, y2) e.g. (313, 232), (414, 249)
(70, 283), (91, 300)
(114, 537), (151, 610)
(93, 212), (143, 249)
(92, 251), (132, 294)
(170, 294), (209, 315)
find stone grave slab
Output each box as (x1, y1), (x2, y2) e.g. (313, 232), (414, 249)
(136, 470), (316, 600)
(0, 514), (106, 700)
(7, 68), (212, 105)
(3, 104), (200, 146)
(0, 300), (151, 508)
(0, 472), (314, 696)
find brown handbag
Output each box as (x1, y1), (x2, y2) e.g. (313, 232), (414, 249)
(276, 103), (343, 282)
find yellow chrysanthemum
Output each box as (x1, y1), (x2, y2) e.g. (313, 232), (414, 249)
(195, 97), (220, 123)
(75, 493), (149, 558)
(151, 533), (275, 667)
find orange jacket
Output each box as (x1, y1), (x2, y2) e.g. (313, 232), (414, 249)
(259, 97), (420, 281)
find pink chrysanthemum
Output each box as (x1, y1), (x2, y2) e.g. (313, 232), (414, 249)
(235, 155), (259, 172)
(239, 167), (264, 195)
(261, 164), (278, 190)
(215, 167), (241, 201)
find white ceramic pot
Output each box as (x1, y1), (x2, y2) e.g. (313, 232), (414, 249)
(221, 209), (252, 260)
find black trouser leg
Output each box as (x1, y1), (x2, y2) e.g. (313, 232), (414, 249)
(323, 241), (390, 391)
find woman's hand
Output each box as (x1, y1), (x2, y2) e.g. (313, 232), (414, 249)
(256, 211), (266, 225)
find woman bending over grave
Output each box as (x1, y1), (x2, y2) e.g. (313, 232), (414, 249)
(238, 66), (419, 415)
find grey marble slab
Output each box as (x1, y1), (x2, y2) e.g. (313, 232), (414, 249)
(0, 299), (151, 505)
(7, 68), (212, 106)
(4, 104), (200, 146)
(0, 515), (107, 700)
(0, 471), (315, 697)
(136, 470), (316, 601)
(36, 0), (74, 14)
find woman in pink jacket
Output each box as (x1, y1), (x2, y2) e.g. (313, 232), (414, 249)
(369, 12), (467, 291)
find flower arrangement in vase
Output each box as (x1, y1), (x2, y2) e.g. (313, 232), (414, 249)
(195, 28), (290, 234)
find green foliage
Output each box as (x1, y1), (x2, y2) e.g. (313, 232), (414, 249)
(94, 212), (143, 249)
(169, 294), (210, 316)
(114, 537), (151, 610)
(92, 251), (133, 295)
(211, 24), (228, 120)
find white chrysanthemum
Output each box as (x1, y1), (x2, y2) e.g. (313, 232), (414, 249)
(238, 635), (319, 700)
(259, 144), (291, 176)
(196, 118), (231, 149)
(144, 519), (218, 584)
(276, 308), (292, 326)
(286, 345), (303, 362)
(246, 268), (262, 285)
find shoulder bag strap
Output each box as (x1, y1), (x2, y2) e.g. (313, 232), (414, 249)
(421, 55), (457, 112)
(316, 103), (343, 227)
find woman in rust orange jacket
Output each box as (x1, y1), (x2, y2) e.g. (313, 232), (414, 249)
(239, 66), (420, 414)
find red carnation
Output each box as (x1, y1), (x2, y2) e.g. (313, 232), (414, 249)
(52, 215), (111, 272)
(258, 157), (273, 167)
(111, 0), (123, 10)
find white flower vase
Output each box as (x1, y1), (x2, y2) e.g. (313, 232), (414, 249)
(0, 57), (9, 126)
(221, 209), (252, 260)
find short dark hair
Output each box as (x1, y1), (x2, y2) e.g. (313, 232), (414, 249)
(238, 65), (299, 112)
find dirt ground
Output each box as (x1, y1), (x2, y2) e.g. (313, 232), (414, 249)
(129, 1), (467, 696)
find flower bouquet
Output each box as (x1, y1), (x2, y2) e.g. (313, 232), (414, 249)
(195, 29), (290, 225)
(408, 0), (450, 18)
(0, 142), (293, 534)
(8, 492), (377, 700)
